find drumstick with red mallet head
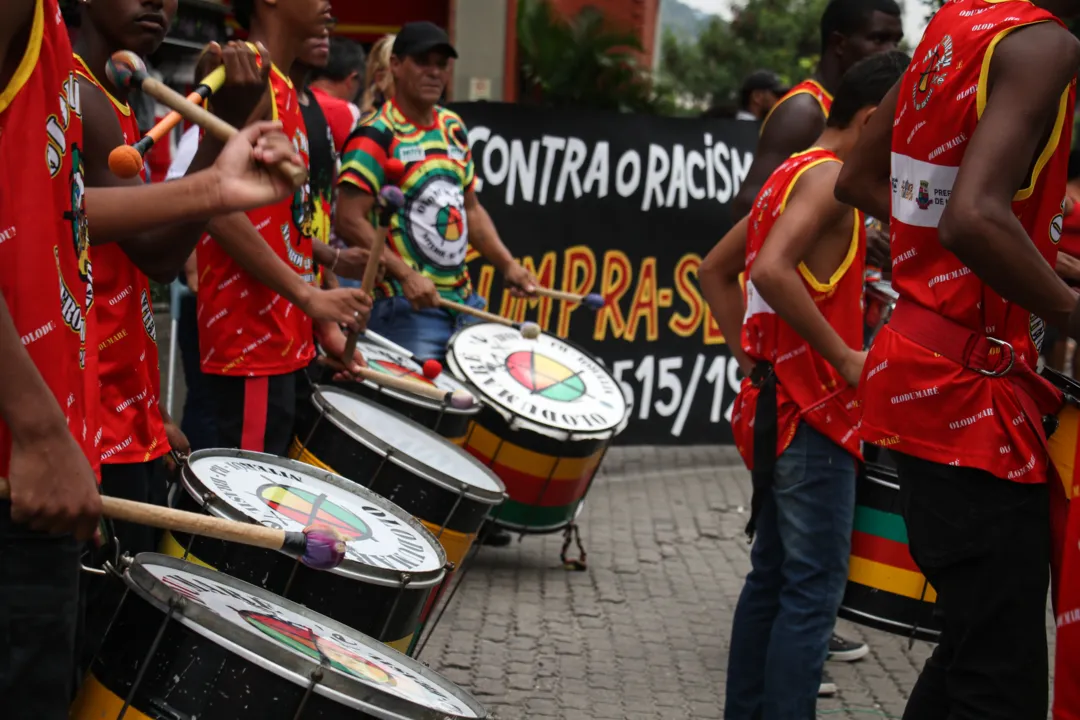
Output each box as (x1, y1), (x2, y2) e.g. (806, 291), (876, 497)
(0, 477), (348, 570)
(532, 287), (604, 310)
(105, 50), (307, 190)
(109, 63), (228, 180)
(361, 329), (444, 380)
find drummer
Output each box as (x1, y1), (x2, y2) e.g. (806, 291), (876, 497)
(197, 0), (373, 458)
(335, 21), (539, 365)
(0, 0), (308, 715)
(703, 52), (907, 718)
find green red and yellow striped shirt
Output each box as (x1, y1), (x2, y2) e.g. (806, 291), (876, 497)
(339, 99), (476, 301)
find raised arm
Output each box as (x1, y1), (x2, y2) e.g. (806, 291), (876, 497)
(750, 162), (864, 385)
(700, 216), (753, 375)
(731, 96), (827, 219)
(937, 22), (1080, 331)
(834, 79), (900, 220)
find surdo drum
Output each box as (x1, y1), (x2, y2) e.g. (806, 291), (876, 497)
(323, 331), (479, 446)
(863, 279), (898, 349)
(446, 323), (631, 534)
(290, 387), (506, 591)
(70, 554), (489, 720)
(161, 449), (447, 654)
(838, 454), (941, 642)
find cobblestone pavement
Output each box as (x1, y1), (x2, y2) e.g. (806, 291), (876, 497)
(413, 445), (1057, 720)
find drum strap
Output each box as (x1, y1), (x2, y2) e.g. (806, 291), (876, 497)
(887, 299), (1064, 448)
(747, 362), (778, 541)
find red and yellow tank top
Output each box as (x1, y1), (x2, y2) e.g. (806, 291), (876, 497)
(860, 0), (1074, 481)
(197, 63), (315, 376)
(0, 0), (100, 477)
(73, 54), (169, 464)
(731, 148), (866, 467)
(760, 79), (833, 135)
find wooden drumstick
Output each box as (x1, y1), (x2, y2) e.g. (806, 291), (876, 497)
(437, 298), (542, 339)
(341, 180), (406, 362)
(362, 329), (444, 379)
(109, 64), (228, 179)
(316, 355), (475, 409)
(104, 50), (307, 190)
(0, 477), (347, 570)
(532, 287), (604, 310)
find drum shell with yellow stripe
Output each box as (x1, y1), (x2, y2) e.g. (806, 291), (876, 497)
(838, 456), (941, 642)
(290, 387), (506, 573)
(159, 449), (447, 656)
(72, 554), (488, 720)
(445, 324), (632, 535)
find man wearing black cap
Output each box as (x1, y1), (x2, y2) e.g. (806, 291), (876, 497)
(737, 70), (787, 122)
(335, 21), (537, 365)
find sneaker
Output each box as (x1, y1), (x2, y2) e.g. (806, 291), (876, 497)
(818, 672), (838, 697)
(827, 633), (869, 662)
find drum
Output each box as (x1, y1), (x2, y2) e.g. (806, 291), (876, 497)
(317, 331), (480, 445)
(446, 323), (631, 534)
(160, 449), (447, 655)
(71, 554), (488, 720)
(290, 386), (505, 584)
(838, 461), (941, 642)
(864, 279), (898, 349)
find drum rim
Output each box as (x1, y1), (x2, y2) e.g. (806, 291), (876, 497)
(124, 553), (490, 719)
(181, 448), (449, 588)
(347, 338), (480, 417)
(308, 387), (508, 504)
(445, 323), (632, 441)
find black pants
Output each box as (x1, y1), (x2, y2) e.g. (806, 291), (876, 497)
(177, 292), (218, 451)
(78, 459), (168, 677)
(0, 504), (82, 719)
(894, 452), (1050, 720)
(208, 369), (306, 457)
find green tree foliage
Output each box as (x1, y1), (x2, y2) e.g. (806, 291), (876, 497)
(659, 0), (830, 112)
(516, 0), (671, 112)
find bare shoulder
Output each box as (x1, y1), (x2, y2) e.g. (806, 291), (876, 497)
(759, 93), (827, 151)
(993, 21), (1080, 80)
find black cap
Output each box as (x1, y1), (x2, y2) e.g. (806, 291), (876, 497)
(392, 21), (458, 59)
(741, 70), (788, 98)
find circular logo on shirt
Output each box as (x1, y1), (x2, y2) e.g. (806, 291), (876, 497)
(1031, 314), (1046, 354)
(448, 324), (627, 433)
(403, 175), (469, 271)
(140, 289), (157, 342)
(1051, 198), (1066, 244)
(913, 34), (953, 111)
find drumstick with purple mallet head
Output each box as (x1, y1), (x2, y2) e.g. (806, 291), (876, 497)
(436, 298), (542, 339)
(104, 50), (308, 190)
(532, 287), (605, 310)
(341, 178), (407, 363)
(0, 477), (348, 570)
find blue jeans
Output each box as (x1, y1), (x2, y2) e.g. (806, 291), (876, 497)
(365, 293), (486, 363)
(725, 423), (856, 720)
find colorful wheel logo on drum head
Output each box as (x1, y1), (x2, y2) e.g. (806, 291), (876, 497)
(257, 484), (372, 542)
(241, 611), (395, 686)
(506, 351), (586, 402)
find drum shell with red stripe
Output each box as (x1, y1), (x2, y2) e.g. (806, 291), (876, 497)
(838, 454), (941, 642)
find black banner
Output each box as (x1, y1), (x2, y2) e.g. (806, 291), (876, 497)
(449, 102), (758, 446)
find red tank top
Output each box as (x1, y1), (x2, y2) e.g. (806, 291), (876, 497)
(310, 87), (360, 154)
(760, 79), (833, 135)
(0, 0), (99, 478)
(731, 148), (866, 467)
(197, 63), (315, 377)
(860, 0), (1074, 481)
(74, 55), (169, 464)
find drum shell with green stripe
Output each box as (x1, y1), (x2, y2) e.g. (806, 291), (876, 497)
(290, 387), (506, 571)
(460, 405), (607, 533)
(838, 465), (941, 642)
(445, 324), (632, 535)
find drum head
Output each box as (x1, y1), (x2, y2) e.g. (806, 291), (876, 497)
(446, 323), (630, 441)
(311, 387), (506, 504)
(355, 335), (476, 414)
(181, 449), (446, 587)
(127, 554), (487, 719)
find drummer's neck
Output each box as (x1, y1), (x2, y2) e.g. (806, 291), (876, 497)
(814, 127), (854, 162)
(245, 20), (298, 77)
